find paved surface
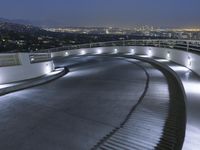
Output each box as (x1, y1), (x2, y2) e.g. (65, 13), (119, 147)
(0, 56), (149, 150)
(0, 68), (65, 96)
(94, 60), (171, 149)
(154, 58), (200, 150)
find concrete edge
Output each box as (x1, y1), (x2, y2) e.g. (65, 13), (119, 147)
(129, 55), (187, 150)
(0, 67), (68, 96)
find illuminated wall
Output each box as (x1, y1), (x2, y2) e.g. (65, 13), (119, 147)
(51, 46), (200, 76)
(0, 53), (54, 84)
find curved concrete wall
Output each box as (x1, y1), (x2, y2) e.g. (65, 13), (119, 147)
(51, 46), (200, 76)
(0, 53), (54, 84)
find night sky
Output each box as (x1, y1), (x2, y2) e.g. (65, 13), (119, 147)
(0, 0), (200, 28)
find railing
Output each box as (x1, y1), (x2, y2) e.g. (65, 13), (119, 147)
(0, 54), (20, 67)
(37, 39), (200, 54)
(29, 53), (51, 63)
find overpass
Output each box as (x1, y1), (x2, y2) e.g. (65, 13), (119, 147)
(0, 39), (200, 150)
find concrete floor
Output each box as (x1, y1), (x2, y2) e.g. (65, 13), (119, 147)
(154, 58), (200, 150)
(0, 56), (149, 150)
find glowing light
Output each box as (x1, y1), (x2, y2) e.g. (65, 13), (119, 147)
(139, 55), (149, 58)
(114, 49), (118, 54)
(0, 83), (16, 89)
(80, 50), (86, 55)
(167, 51), (170, 60)
(46, 68), (64, 76)
(184, 81), (200, 94)
(147, 49), (152, 57)
(169, 65), (189, 72)
(65, 52), (69, 56)
(131, 49), (135, 54)
(45, 63), (52, 74)
(31, 57), (35, 61)
(155, 59), (169, 62)
(96, 49), (102, 54)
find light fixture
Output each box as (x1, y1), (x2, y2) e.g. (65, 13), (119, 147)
(147, 49), (152, 57)
(45, 63), (51, 74)
(97, 49), (102, 54)
(114, 49), (118, 54)
(80, 50), (86, 55)
(167, 51), (170, 60)
(30, 57), (35, 62)
(131, 49), (135, 54)
(65, 52), (69, 56)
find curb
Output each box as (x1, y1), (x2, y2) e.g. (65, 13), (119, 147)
(0, 67), (68, 96)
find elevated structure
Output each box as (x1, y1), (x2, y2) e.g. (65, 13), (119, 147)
(0, 39), (200, 150)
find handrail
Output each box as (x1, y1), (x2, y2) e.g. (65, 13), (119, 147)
(0, 54), (20, 67)
(29, 53), (52, 63)
(36, 39), (200, 54)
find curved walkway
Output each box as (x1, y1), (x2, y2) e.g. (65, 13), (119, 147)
(0, 56), (146, 150)
(0, 55), (186, 150)
(93, 56), (185, 150)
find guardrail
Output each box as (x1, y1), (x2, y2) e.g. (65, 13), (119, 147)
(0, 54), (20, 67)
(29, 53), (52, 63)
(37, 39), (200, 54)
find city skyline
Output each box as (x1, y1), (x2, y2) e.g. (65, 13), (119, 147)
(0, 0), (200, 28)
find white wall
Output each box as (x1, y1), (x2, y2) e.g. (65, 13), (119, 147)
(51, 46), (200, 76)
(0, 53), (54, 84)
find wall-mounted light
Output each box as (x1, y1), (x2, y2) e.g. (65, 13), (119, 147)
(97, 49), (102, 54)
(147, 49), (152, 57)
(45, 63), (51, 74)
(31, 57), (35, 61)
(114, 49), (118, 54)
(80, 50), (86, 55)
(131, 49), (135, 54)
(65, 52), (69, 56)
(167, 51), (170, 60)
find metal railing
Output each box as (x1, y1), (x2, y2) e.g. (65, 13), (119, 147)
(0, 54), (20, 67)
(37, 39), (200, 54)
(29, 53), (52, 63)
